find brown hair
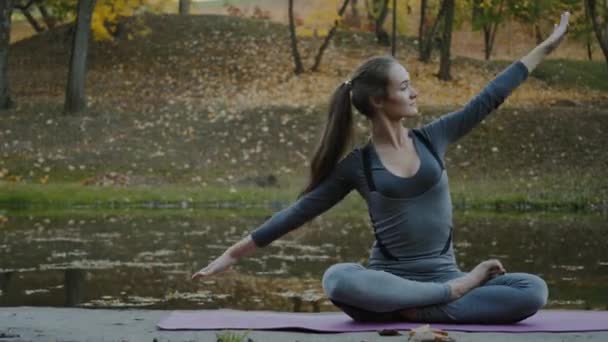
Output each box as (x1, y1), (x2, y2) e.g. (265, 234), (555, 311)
(298, 55), (397, 198)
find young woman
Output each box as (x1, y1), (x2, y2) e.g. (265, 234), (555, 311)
(193, 12), (571, 323)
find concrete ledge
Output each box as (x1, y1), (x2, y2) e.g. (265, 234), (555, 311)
(2, 307), (608, 342)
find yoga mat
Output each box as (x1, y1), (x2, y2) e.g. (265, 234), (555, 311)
(157, 309), (608, 333)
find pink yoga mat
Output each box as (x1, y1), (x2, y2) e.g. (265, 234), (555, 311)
(157, 309), (608, 333)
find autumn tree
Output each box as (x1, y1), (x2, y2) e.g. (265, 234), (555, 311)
(0, 0), (13, 110)
(470, 0), (505, 60)
(43, 0), (161, 41)
(585, 0), (608, 71)
(507, 0), (546, 44)
(367, 0), (390, 45)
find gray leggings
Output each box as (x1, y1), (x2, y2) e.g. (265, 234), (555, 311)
(322, 262), (549, 324)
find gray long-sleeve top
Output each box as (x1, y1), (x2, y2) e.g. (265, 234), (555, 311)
(250, 61), (529, 275)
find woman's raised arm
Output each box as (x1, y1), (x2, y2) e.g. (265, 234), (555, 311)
(421, 11), (570, 157)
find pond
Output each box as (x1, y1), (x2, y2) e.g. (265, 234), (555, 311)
(1, 207), (606, 312)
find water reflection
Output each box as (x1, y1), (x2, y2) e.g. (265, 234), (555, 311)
(0, 209), (606, 311)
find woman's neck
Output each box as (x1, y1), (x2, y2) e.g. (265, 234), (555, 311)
(370, 116), (408, 149)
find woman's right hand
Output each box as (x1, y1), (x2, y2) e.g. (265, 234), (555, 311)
(191, 252), (238, 280)
(541, 11), (570, 54)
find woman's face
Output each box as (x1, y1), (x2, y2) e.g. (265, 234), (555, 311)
(378, 63), (418, 119)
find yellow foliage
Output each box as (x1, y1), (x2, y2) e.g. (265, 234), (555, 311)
(297, 0), (342, 38)
(91, 0), (163, 41)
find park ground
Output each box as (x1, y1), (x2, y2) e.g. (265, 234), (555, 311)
(2, 307), (608, 342)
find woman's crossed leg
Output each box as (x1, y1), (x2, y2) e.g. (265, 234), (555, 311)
(322, 262), (548, 324)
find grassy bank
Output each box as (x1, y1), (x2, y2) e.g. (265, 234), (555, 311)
(1, 172), (604, 213)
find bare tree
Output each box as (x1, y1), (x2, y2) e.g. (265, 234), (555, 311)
(288, 0), (304, 74)
(0, 0), (14, 110)
(438, 0), (454, 81)
(311, 0), (350, 71)
(65, 0), (96, 114)
(419, 0), (446, 63)
(586, 0), (608, 71)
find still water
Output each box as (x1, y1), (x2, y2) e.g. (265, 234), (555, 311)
(1, 208), (606, 312)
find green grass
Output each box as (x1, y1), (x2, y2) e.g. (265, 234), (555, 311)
(450, 175), (605, 213)
(533, 58), (608, 91)
(0, 181), (293, 209)
(1, 171), (604, 213)
(487, 58), (608, 92)
(215, 330), (251, 342)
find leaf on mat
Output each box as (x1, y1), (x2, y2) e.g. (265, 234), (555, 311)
(377, 328), (402, 336)
(407, 324), (454, 342)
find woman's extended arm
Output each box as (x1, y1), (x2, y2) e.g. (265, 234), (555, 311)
(192, 150), (359, 279)
(421, 12), (570, 157)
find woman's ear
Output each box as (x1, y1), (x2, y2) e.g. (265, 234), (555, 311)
(370, 95), (384, 112)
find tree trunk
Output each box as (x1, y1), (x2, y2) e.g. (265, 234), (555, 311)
(483, 25), (491, 60)
(64, 0), (95, 114)
(21, 8), (44, 33)
(311, 0), (350, 71)
(418, 0), (427, 58)
(534, 23), (543, 45)
(179, 0), (190, 15)
(0, 0), (13, 110)
(420, 0), (446, 63)
(586, 0), (608, 72)
(375, 0), (390, 46)
(65, 269), (85, 306)
(288, 0), (303, 74)
(391, 0), (396, 56)
(350, 0), (360, 28)
(438, 0), (454, 81)
(585, 1), (593, 61)
(36, 2), (56, 29)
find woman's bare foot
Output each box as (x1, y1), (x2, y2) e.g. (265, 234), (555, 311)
(446, 259), (506, 300)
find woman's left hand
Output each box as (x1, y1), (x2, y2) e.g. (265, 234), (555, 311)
(542, 11), (570, 54)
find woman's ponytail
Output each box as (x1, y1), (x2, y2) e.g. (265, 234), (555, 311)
(297, 55), (396, 198)
(298, 82), (353, 198)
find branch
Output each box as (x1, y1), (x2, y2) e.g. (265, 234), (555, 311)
(311, 0), (350, 71)
(14, 0), (36, 10)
